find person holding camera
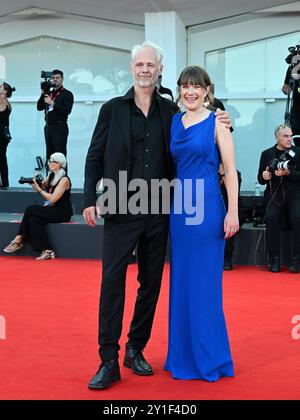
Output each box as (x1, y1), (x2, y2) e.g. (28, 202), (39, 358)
(37, 69), (74, 161)
(282, 66), (300, 146)
(219, 162), (242, 270)
(257, 125), (300, 273)
(0, 82), (15, 190)
(3, 153), (72, 260)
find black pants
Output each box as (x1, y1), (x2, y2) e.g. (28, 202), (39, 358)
(224, 236), (235, 260)
(18, 205), (71, 251)
(291, 114), (300, 147)
(0, 136), (9, 188)
(45, 122), (69, 161)
(99, 213), (169, 362)
(265, 194), (300, 258)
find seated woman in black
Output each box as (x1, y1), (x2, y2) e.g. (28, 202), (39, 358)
(4, 153), (72, 260)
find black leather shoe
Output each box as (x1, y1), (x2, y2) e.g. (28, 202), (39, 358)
(289, 257), (300, 274)
(223, 258), (233, 271)
(269, 257), (281, 273)
(88, 359), (120, 390)
(123, 346), (153, 376)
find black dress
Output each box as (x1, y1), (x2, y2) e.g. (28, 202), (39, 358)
(18, 175), (73, 251)
(0, 106), (11, 188)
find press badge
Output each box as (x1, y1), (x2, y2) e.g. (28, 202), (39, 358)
(43, 200), (53, 207)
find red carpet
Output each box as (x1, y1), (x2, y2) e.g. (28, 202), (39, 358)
(0, 256), (300, 400)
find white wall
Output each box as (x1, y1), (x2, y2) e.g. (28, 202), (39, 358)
(0, 17), (144, 51)
(145, 12), (187, 94)
(189, 16), (300, 191)
(189, 15), (300, 66)
(0, 17), (144, 188)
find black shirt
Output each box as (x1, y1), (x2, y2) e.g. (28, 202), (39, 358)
(213, 98), (225, 111)
(47, 173), (72, 212)
(129, 90), (168, 183)
(37, 86), (74, 123)
(284, 67), (300, 114)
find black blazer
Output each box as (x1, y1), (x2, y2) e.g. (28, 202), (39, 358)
(257, 145), (300, 199)
(37, 87), (74, 122)
(83, 87), (179, 212)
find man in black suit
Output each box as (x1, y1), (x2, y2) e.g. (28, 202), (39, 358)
(37, 69), (74, 161)
(282, 67), (300, 147)
(257, 125), (300, 273)
(83, 41), (231, 390)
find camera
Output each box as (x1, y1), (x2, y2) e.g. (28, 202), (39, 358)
(285, 44), (300, 80)
(40, 71), (55, 94)
(269, 149), (296, 173)
(19, 174), (44, 186)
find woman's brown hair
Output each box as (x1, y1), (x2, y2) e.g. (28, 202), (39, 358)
(176, 65), (214, 107)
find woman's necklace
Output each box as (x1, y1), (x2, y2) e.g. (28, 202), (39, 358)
(183, 108), (208, 122)
(183, 108), (209, 127)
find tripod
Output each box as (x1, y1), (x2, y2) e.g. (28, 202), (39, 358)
(43, 99), (50, 175)
(284, 77), (295, 126)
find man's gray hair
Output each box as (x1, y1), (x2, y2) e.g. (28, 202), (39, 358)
(131, 41), (163, 64)
(274, 124), (291, 138)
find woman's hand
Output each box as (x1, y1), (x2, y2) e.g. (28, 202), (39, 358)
(215, 108), (232, 129)
(224, 211), (239, 239)
(31, 179), (41, 192)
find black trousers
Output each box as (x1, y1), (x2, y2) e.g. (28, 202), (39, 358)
(99, 213), (169, 362)
(44, 122), (69, 161)
(18, 204), (71, 251)
(265, 193), (300, 258)
(0, 136), (9, 187)
(291, 114), (300, 147)
(224, 236), (235, 260)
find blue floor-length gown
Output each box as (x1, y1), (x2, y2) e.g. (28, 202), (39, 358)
(164, 111), (234, 381)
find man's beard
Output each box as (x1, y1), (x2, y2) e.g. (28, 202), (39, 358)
(134, 76), (157, 88)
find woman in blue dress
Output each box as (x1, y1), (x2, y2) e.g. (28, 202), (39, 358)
(164, 66), (239, 381)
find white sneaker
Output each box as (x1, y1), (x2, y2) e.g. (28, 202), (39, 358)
(4, 240), (24, 253)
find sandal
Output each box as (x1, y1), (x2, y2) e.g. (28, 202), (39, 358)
(36, 250), (55, 261)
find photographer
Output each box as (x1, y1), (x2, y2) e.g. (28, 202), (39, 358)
(3, 153), (72, 260)
(0, 82), (15, 190)
(219, 163), (242, 270)
(282, 66), (300, 146)
(37, 69), (74, 161)
(257, 125), (300, 273)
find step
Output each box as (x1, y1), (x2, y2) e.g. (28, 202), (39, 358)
(0, 188), (85, 214)
(0, 212), (293, 264)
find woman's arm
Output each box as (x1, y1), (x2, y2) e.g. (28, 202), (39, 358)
(215, 119), (239, 238)
(32, 177), (70, 204)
